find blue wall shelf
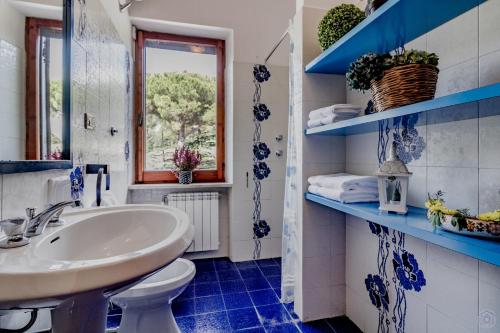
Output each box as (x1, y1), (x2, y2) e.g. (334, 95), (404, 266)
(305, 0), (484, 74)
(305, 83), (500, 136)
(305, 193), (500, 266)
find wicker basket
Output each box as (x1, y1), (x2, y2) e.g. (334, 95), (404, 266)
(370, 64), (438, 112)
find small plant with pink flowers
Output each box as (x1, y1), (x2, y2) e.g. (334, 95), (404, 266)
(173, 146), (202, 171)
(172, 146), (202, 184)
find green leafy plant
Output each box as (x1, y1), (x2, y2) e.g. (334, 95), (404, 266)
(318, 4), (365, 51)
(391, 49), (439, 67)
(346, 53), (391, 91)
(346, 49), (439, 92)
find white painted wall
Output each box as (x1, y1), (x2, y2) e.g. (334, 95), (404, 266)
(129, 0), (294, 66)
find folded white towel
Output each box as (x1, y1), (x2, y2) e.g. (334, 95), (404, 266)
(309, 104), (362, 120)
(309, 185), (379, 203)
(307, 113), (356, 128)
(308, 173), (378, 191)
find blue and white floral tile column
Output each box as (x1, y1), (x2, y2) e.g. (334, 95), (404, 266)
(252, 65), (272, 259)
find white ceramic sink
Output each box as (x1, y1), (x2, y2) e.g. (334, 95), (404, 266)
(0, 204), (193, 332)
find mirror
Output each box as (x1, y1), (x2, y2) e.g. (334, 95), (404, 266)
(0, 0), (71, 173)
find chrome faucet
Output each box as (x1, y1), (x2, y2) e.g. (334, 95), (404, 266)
(25, 200), (80, 237)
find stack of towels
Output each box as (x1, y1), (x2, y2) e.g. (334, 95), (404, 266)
(307, 104), (362, 128)
(308, 173), (379, 203)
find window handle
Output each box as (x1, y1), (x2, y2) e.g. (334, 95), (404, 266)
(138, 112), (144, 127)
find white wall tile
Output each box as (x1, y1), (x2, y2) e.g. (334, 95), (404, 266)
(479, 100), (500, 168)
(479, 0), (500, 56)
(426, 254), (479, 331)
(478, 168), (500, 213)
(479, 280), (500, 333)
(427, 103), (479, 168)
(427, 306), (473, 333)
(427, 7), (478, 70)
(427, 167), (479, 215)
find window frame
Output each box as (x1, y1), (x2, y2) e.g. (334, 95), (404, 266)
(134, 30), (226, 184)
(25, 17), (63, 160)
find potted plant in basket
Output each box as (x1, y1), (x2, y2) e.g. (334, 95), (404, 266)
(172, 146), (202, 185)
(346, 49), (439, 112)
(425, 191), (500, 239)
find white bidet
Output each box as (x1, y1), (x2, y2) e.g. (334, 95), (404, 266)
(111, 258), (196, 333)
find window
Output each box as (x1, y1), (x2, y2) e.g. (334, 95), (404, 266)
(25, 18), (63, 160)
(135, 31), (225, 183)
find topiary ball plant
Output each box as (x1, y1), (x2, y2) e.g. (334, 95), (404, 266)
(318, 4), (365, 51)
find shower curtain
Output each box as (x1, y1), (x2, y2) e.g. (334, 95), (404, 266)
(281, 20), (298, 304)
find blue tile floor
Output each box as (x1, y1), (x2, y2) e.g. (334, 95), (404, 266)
(107, 257), (362, 333)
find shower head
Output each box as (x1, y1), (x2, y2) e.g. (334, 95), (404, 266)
(119, 0), (143, 12)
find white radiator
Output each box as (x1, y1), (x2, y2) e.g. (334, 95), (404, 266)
(164, 192), (220, 252)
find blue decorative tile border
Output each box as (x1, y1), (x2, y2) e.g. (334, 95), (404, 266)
(366, 223), (427, 333)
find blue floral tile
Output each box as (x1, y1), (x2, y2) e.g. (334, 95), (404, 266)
(249, 289), (280, 306)
(236, 260), (258, 270)
(220, 279), (247, 294)
(195, 295), (225, 314)
(227, 307), (261, 331)
(260, 265), (281, 277)
(267, 276), (282, 289)
(265, 323), (300, 333)
(240, 268), (264, 279)
(223, 292), (253, 310)
(178, 284), (195, 301)
(195, 282), (221, 297)
(195, 270), (217, 284)
(297, 319), (334, 333)
(214, 258), (237, 271)
(245, 277), (271, 291)
(217, 269), (242, 281)
(176, 312), (231, 333)
(172, 299), (195, 317)
(256, 304), (291, 326)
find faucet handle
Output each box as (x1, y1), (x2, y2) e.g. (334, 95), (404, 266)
(26, 208), (37, 219)
(0, 218), (30, 249)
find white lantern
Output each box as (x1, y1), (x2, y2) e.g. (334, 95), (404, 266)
(375, 142), (412, 215)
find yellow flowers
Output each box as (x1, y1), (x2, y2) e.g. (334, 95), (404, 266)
(478, 210), (500, 222)
(426, 192), (499, 222)
(425, 200), (458, 215)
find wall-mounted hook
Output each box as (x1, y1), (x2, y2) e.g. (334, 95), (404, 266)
(110, 127), (118, 136)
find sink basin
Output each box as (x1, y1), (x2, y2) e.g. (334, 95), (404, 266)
(0, 204), (193, 332)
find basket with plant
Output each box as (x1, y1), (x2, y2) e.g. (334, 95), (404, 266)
(425, 191), (500, 239)
(172, 146), (202, 184)
(347, 49), (439, 112)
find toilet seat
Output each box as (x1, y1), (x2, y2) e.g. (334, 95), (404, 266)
(114, 258), (195, 300)
(111, 258), (196, 333)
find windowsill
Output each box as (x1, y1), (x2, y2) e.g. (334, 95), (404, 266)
(128, 182), (233, 190)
